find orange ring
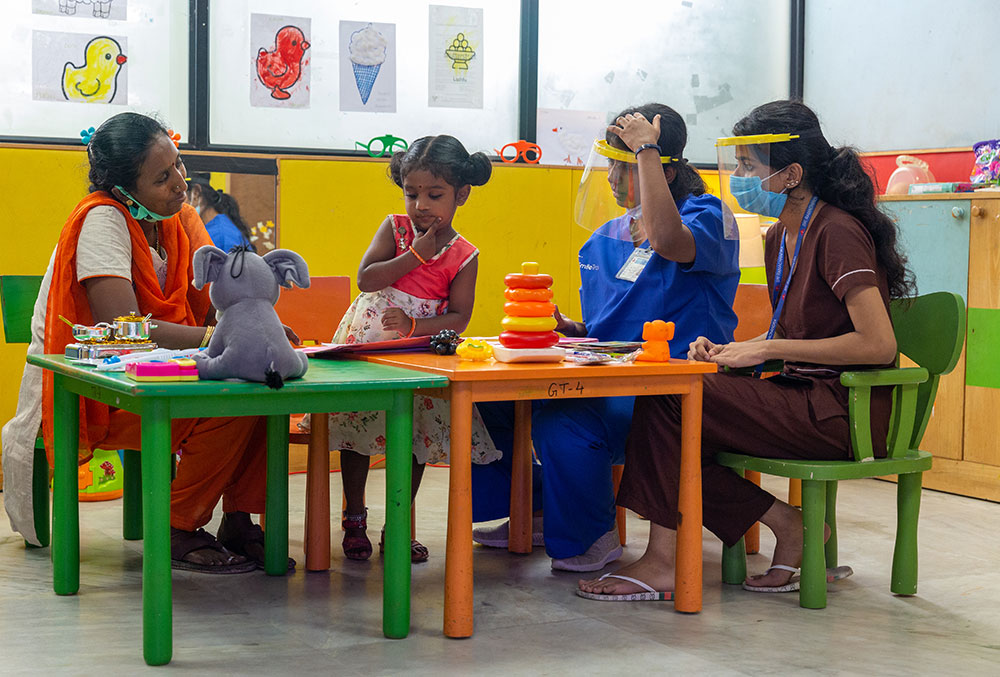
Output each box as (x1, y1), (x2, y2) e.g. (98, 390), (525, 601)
(504, 287), (553, 302)
(503, 273), (553, 289)
(503, 301), (555, 317)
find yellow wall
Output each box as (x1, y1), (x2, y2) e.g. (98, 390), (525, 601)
(0, 147), (91, 432)
(0, 147), (721, 433)
(279, 159), (588, 337)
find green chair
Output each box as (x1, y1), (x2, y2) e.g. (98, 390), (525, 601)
(0, 275), (144, 547)
(717, 291), (966, 609)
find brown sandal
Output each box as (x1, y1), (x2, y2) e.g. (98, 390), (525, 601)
(379, 526), (429, 564)
(342, 509), (373, 561)
(170, 527), (257, 574)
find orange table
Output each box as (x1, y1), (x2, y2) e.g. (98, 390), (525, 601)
(350, 352), (716, 637)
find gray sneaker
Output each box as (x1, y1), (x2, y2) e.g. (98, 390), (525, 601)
(472, 517), (544, 548)
(550, 527), (623, 572)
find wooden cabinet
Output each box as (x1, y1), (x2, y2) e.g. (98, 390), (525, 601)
(883, 194), (1000, 502)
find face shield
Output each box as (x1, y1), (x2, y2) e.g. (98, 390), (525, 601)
(574, 139), (679, 242)
(716, 133), (799, 237)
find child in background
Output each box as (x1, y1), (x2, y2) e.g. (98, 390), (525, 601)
(320, 135), (500, 562)
(185, 175), (254, 252)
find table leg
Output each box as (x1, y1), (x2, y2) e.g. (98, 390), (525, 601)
(508, 400), (533, 554)
(52, 374), (79, 596)
(383, 390), (413, 638)
(264, 415), (290, 576)
(444, 383), (474, 638)
(674, 376), (703, 614)
(140, 401), (172, 665)
(305, 412), (331, 571)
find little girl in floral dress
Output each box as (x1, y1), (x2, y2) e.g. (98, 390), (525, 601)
(311, 135), (499, 562)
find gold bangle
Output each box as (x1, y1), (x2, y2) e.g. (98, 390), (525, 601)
(199, 325), (215, 348)
(408, 246), (428, 265)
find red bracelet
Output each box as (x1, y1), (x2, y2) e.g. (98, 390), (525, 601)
(408, 246), (428, 265)
(405, 315), (417, 338)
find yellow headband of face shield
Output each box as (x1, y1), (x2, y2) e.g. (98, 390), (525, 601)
(715, 133), (800, 147)
(594, 139), (679, 164)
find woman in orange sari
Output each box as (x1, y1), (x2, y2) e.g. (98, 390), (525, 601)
(4, 113), (282, 573)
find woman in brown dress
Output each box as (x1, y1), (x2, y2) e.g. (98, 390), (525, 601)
(579, 100), (914, 599)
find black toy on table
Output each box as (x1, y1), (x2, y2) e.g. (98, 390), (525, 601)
(429, 329), (462, 355)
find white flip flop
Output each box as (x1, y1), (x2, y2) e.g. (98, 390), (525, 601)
(576, 573), (673, 602)
(743, 564), (855, 593)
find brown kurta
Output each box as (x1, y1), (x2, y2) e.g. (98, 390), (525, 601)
(617, 203), (894, 546)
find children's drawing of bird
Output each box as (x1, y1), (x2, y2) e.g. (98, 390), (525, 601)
(553, 126), (589, 166)
(256, 25), (310, 100)
(62, 36), (127, 104)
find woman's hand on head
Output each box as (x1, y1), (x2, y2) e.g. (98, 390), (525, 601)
(705, 340), (770, 369)
(607, 113), (660, 153)
(381, 307), (411, 335)
(411, 217), (445, 261)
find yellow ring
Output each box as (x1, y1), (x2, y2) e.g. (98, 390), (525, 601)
(501, 315), (557, 332)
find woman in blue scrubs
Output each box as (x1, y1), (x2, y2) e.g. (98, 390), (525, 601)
(186, 176), (254, 252)
(472, 103), (740, 572)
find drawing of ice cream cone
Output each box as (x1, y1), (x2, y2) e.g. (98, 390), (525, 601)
(349, 23), (387, 105)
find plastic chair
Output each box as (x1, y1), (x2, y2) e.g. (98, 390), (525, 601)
(716, 292), (965, 608)
(1, 275), (144, 547)
(1, 275), (50, 546)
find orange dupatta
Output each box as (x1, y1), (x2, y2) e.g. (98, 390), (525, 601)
(41, 193), (212, 459)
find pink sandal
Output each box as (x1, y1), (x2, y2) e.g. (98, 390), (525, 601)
(342, 509), (373, 561)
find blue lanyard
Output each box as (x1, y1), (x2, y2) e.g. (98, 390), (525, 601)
(755, 195), (819, 375)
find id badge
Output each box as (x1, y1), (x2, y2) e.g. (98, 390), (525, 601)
(615, 247), (653, 282)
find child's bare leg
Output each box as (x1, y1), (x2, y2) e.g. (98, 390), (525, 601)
(340, 449), (370, 515)
(578, 522), (676, 595)
(340, 449), (373, 560)
(411, 457), (425, 504)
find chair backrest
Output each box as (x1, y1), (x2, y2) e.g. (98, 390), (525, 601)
(273, 275), (351, 344)
(890, 291), (966, 448)
(732, 283), (771, 342)
(0, 275), (44, 344)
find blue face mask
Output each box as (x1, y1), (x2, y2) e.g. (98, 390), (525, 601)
(115, 185), (171, 222)
(728, 170), (788, 218)
(193, 203), (202, 216)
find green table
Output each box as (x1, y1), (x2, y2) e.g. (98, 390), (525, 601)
(28, 355), (447, 666)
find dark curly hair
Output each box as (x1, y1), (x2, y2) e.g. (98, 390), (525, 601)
(733, 100), (915, 300)
(389, 135), (492, 190)
(86, 112), (170, 193)
(607, 102), (706, 203)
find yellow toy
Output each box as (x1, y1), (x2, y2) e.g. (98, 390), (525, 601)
(455, 338), (493, 361)
(635, 320), (675, 362)
(62, 36), (127, 103)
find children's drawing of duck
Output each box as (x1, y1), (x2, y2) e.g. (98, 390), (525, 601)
(62, 36), (127, 104)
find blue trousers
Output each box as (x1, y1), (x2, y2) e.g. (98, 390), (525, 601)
(472, 397), (633, 559)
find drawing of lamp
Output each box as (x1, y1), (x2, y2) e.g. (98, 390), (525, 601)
(444, 33), (476, 81)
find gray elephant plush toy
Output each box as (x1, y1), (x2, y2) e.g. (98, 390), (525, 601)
(192, 245), (310, 389)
